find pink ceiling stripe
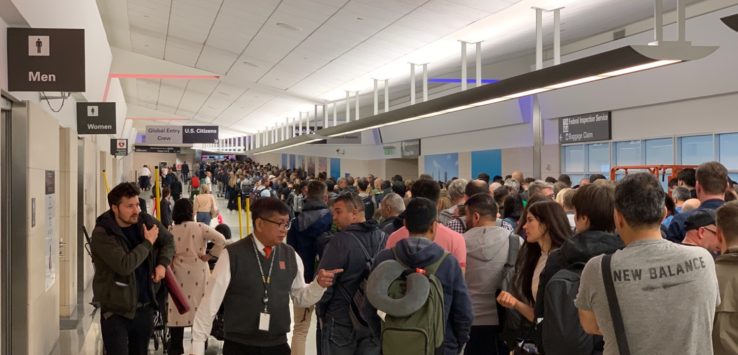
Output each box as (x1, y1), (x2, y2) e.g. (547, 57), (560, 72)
(110, 73), (221, 80)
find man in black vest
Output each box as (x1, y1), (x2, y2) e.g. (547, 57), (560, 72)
(190, 197), (343, 355)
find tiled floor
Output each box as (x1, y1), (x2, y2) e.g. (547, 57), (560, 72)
(59, 191), (319, 354)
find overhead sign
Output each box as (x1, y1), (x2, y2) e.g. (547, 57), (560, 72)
(183, 125), (219, 143)
(401, 139), (421, 158)
(133, 145), (181, 153)
(110, 138), (128, 156)
(558, 111), (611, 144)
(77, 102), (116, 134)
(144, 125), (183, 144)
(7, 28), (85, 92)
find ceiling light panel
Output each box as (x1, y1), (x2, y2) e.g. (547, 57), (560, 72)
(168, 0), (220, 44)
(163, 36), (201, 67)
(197, 46), (240, 74)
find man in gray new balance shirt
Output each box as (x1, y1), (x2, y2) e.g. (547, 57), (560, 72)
(576, 173), (720, 355)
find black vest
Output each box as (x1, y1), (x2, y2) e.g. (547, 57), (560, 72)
(223, 235), (298, 347)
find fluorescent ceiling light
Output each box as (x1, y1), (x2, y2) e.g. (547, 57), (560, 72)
(313, 43), (716, 139)
(721, 14), (738, 32)
(252, 43), (717, 150)
(247, 134), (325, 155)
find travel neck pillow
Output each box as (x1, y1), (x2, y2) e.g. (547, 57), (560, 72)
(366, 259), (430, 317)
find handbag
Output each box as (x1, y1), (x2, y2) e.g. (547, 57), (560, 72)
(497, 233), (540, 354)
(165, 266), (191, 314)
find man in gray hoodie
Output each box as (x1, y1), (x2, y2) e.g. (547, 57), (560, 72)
(462, 193), (520, 355)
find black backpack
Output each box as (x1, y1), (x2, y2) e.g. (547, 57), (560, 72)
(542, 265), (604, 354)
(362, 195), (375, 221)
(339, 232), (386, 337)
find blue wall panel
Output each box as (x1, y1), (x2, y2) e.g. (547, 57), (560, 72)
(330, 158), (341, 180)
(471, 149), (502, 180)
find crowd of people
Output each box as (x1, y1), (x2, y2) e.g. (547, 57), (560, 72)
(90, 157), (738, 355)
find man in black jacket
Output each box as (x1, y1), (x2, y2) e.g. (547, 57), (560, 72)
(317, 192), (386, 355)
(287, 181), (333, 355)
(90, 182), (175, 355)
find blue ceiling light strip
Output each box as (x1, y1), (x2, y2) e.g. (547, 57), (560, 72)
(428, 78), (499, 84)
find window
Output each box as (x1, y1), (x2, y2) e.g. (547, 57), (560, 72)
(588, 144), (610, 173)
(615, 141), (642, 166)
(719, 133), (738, 169)
(645, 138), (673, 165)
(563, 145), (585, 173)
(680, 135), (714, 165)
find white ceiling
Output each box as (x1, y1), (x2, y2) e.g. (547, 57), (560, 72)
(98, 0), (705, 137)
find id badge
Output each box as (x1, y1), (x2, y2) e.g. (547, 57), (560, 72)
(259, 312), (271, 331)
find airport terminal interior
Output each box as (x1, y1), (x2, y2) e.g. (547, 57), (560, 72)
(1, 0), (738, 354)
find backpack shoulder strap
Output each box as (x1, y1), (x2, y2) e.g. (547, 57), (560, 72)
(424, 252), (450, 276)
(506, 232), (521, 268)
(348, 232), (372, 261)
(601, 254), (631, 355)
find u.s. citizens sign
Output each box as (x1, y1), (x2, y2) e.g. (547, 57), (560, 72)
(183, 126), (219, 144)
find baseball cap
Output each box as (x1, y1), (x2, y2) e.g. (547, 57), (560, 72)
(684, 209), (716, 232)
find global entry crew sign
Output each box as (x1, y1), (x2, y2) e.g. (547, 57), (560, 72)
(183, 126), (219, 143)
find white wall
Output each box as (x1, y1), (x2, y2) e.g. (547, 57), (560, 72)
(385, 159), (420, 181)
(26, 103), (61, 355)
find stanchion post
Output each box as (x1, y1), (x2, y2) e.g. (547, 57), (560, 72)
(245, 197), (252, 238)
(237, 194), (243, 239)
(154, 166), (161, 221)
(102, 170), (110, 193)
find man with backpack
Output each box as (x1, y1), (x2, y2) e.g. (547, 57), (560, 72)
(371, 197), (472, 355)
(316, 193), (386, 355)
(536, 182), (623, 354)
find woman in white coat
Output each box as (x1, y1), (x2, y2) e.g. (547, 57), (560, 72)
(167, 198), (226, 355)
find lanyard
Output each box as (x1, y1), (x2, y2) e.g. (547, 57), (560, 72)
(251, 236), (276, 313)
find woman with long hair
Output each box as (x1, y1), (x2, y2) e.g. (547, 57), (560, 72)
(166, 198), (226, 355)
(194, 184), (217, 225)
(497, 200), (572, 322)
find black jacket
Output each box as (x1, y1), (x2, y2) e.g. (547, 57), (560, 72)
(379, 216), (403, 236)
(535, 230), (623, 354)
(90, 211), (175, 319)
(317, 221), (386, 323)
(286, 199), (332, 283)
(535, 230), (624, 318)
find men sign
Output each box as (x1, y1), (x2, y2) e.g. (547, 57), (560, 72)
(7, 28), (85, 92)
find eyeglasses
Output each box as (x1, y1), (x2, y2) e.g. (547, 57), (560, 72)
(260, 217), (293, 230)
(703, 226), (718, 234)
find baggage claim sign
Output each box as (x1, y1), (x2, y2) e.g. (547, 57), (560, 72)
(143, 125), (219, 145)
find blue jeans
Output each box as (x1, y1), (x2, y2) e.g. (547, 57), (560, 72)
(196, 212), (212, 225)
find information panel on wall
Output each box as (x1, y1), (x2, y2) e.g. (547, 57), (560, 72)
(183, 125), (219, 143)
(77, 102), (116, 134)
(7, 28), (86, 92)
(558, 111), (611, 144)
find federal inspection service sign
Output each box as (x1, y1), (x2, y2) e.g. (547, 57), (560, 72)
(110, 138), (128, 156)
(77, 102), (116, 134)
(7, 28), (86, 92)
